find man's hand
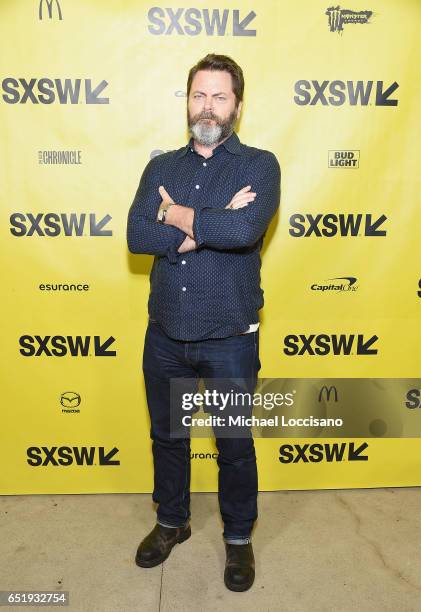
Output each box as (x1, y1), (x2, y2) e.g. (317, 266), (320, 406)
(156, 185), (175, 221)
(177, 235), (197, 253)
(157, 186), (197, 249)
(226, 185), (256, 209)
(158, 186), (195, 238)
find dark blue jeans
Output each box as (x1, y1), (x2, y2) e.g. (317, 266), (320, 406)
(142, 320), (260, 542)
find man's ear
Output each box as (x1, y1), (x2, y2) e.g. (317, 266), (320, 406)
(236, 101), (242, 120)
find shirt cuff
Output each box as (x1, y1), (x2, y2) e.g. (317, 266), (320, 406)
(166, 229), (187, 264)
(192, 206), (210, 248)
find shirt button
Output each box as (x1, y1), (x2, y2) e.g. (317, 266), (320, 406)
(181, 260), (186, 265)
(182, 286), (187, 291)
(195, 184), (200, 189)
(203, 162), (207, 167)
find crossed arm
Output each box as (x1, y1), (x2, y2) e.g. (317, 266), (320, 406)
(126, 152), (280, 263)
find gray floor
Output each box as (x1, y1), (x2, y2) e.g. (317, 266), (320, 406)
(1, 488), (420, 611)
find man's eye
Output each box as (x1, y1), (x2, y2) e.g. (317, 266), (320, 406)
(218, 97), (226, 101)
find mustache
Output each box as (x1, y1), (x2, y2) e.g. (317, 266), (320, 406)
(194, 113), (219, 122)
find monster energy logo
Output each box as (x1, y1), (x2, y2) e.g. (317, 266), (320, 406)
(325, 6), (372, 33)
(39, 0), (63, 20)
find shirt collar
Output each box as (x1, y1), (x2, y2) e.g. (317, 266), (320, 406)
(175, 131), (244, 159)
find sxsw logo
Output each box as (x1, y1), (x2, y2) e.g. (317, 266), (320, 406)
(289, 214), (387, 237)
(294, 80), (398, 106)
(279, 442), (368, 463)
(19, 335), (117, 357)
(27, 446), (120, 466)
(39, 0), (63, 20)
(2, 78), (109, 104)
(283, 334), (379, 356)
(325, 6), (373, 34)
(147, 7), (256, 36)
(406, 389), (421, 409)
(10, 213), (112, 237)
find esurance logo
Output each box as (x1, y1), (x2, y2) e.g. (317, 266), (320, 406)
(27, 446), (120, 466)
(325, 6), (373, 33)
(147, 7), (256, 36)
(289, 214), (387, 237)
(19, 336), (117, 357)
(2, 78), (109, 104)
(283, 334), (378, 356)
(294, 80), (398, 106)
(10, 213), (112, 237)
(39, 0), (63, 20)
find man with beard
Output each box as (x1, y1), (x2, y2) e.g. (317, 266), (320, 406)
(127, 54), (280, 592)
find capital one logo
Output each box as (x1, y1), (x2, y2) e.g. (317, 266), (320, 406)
(2, 79), (109, 105)
(294, 80), (398, 106)
(289, 214), (387, 237)
(147, 7), (256, 36)
(39, 0), (63, 20)
(10, 213), (112, 237)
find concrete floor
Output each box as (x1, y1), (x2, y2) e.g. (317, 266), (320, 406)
(1, 488), (420, 611)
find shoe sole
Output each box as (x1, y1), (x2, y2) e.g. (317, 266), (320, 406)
(224, 569), (255, 592)
(135, 527), (191, 568)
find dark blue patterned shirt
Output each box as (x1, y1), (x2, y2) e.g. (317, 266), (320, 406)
(127, 131), (281, 341)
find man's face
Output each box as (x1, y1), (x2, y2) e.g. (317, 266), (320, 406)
(187, 69), (242, 146)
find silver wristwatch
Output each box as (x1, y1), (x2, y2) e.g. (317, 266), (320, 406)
(157, 202), (173, 224)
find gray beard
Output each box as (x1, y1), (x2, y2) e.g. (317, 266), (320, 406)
(189, 121), (223, 146)
(187, 109), (238, 146)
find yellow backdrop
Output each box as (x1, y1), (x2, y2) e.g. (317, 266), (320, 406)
(1, 0), (420, 494)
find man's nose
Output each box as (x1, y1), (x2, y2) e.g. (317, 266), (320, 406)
(203, 97), (214, 111)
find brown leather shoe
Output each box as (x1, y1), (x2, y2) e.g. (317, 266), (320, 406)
(135, 523), (191, 568)
(224, 542), (255, 591)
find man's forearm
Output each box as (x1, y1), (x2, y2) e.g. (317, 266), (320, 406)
(127, 212), (186, 262)
(165, 204), (195, 238)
